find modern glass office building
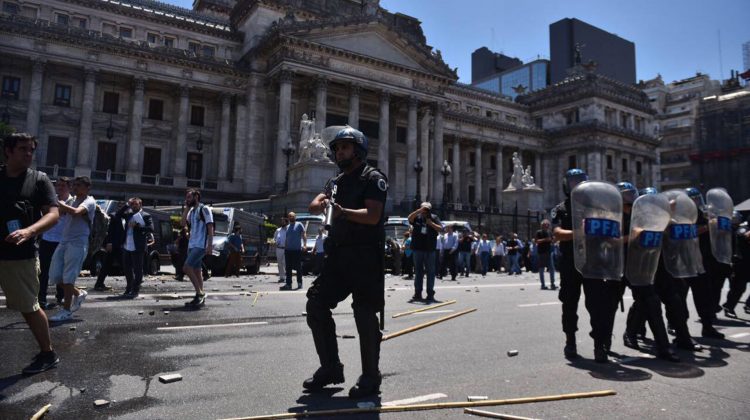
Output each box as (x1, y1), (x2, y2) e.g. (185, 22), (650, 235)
(472, 59), (550, 99)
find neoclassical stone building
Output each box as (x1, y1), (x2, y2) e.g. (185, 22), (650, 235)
(0, 0), (659, 215)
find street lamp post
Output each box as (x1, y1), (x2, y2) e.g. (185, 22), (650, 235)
(413, 156), (423, 207)
(282, 140), (295, 192)
(440, 160), (452, 219)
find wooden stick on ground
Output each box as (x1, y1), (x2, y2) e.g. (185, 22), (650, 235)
(252, 291), (260, 306)
(464, 407), (539, 420)
(30, 404), (51, 420)
(391, 300), (457, 318)
(382, 308), (477, 341)
(219, 390), (616, 420)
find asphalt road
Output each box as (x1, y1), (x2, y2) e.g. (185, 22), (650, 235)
(1, 266), (749, 420)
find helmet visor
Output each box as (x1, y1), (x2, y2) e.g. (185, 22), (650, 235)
(620, 190), (638, 204)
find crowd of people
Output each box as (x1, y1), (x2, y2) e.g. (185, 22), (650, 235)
(396, 206), (559, 302)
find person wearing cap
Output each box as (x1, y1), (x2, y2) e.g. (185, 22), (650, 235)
(407, 201), (443, 302)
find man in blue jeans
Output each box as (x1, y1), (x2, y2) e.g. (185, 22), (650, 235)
(535, 219), (556, 289)
(407, 202), (442, 302)
(505, 233), (522, 275)
(281, 212), (307, 290)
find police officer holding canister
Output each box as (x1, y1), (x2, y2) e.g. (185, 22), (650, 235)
(303, 126), (388, 399)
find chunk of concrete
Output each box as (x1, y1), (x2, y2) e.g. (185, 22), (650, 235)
(94, 399), (110, 407)
(158, 374), (183, 384)
(507, 350), (519, 357)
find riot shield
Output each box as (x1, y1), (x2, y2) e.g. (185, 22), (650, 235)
(662, 190), (704, 278)
(626, 193), (671, 286)
(571, 181), (623, 280)
(706, 188), (733, 265)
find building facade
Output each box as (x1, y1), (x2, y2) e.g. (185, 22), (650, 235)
(473, 59), (549, 100)
(640, 73), (721, 191)
(549, 18), (636, 85)
(0, 0), (658, 219)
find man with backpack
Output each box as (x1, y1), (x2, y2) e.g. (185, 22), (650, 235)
(181, 188), (214, 308)
(48, 176), (97, 322)
(0, 133), (61, 374)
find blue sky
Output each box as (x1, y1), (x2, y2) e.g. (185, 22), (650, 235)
(168, 0), (749, 84)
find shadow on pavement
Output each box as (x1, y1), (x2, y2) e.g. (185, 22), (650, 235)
(0, 373), (24, 395)
(0, 321), (30, 330)
(621, 358), (704, 379)
(568, 358), (653, 381)
(292, 391), (382, 419)
(677, 344), (732, 368)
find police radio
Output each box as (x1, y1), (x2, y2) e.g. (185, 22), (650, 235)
(324, 184), (338, 231)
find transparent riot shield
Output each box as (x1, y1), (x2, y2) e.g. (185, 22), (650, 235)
(571, 181), (623, 280)
(662, 190), (704, 278)
(626, 193), (671, 286)
(706, 188), (733, 265)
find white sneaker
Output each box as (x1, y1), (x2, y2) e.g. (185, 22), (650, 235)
(49, 309), (73, 322)
(71, 290), (87, 312)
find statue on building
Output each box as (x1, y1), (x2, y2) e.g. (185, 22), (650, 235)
(362, 0), (379, 16)
(297, 114), (330, 163)
(522, 165), (536, 188)
(507, 152), (525, 190)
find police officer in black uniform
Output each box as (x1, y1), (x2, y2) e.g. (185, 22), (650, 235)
(551, 169), (620, 362)
(684, 187), (725, 339)
(722, 211), (750, 317)
(303, 126), (388, 399)
(616, 183), (679, 362)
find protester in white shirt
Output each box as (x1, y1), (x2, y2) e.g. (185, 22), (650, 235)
(274, 217), (289, 283)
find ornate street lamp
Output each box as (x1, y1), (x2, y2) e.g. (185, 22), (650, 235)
(414, 156), (423, 207)
(196, 128), (203, 151)
(440, 159), (452, 218)
(282, 140), (295, 192)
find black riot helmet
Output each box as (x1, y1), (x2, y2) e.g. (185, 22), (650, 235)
(329, 126), (368, 160)
(563, 168), (588, 197)
(685, 187), (705, 210)
(639, 187), (658, 196)
(616, 181), (639, 205)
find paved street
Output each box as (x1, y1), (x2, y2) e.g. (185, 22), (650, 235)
(1, 267), (749, 420)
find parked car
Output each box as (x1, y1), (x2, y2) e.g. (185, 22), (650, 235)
(384, 216), (410, 274)
(205, 207), (268, 276)
(294, 213), (325, 275)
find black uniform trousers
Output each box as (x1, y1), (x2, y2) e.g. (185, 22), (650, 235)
(444, 250), (457, 279)
(651, 264), (693, 342)
(306, 244), (384, 377)
(624, 282), (672, 351)
(703, 253), (732, 314)
(95, 247), (122, 287)
(558, 264), (620, 343)
(724, 260), (749, 310)
(676, 274), (716, 327)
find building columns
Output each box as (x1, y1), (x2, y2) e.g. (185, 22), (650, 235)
(348, 84), (360, 129)
(275, 70), (293, 190)
(496, 149), (504, 207)
(315, 76), (327, 134)
(217, 94), (232, 180)
(378, 91), (390, 176)
(419, 106), (431, 199)
(232, 94), (247, 185)
(534, 153), (541, 188)
(474, 142), (482, 204)
(76, 68), (96, 175)
(452, 138), (460, 203)
(432, 103), (444, 203)
(126, 77), (145, 182)
(174, 85), (189, 183)
(25, 60), (44, 139)
(406, 96), (418, 200)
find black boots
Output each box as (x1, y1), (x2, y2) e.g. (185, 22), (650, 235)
(302, 363), (345, 391)
(623, 333), (641, 351)
(348, 373), (382, 398)
(594, 341), (609, 363)
(564, 333), (579, 359)
(302, 363), (344, 391)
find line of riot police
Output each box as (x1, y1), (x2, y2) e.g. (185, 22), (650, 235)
(552, 168), (746, 363)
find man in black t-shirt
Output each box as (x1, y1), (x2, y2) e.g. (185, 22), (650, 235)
(408, 201), (443, 302)
(535, 220), (555, 289)
(0, 133), (61, 375)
